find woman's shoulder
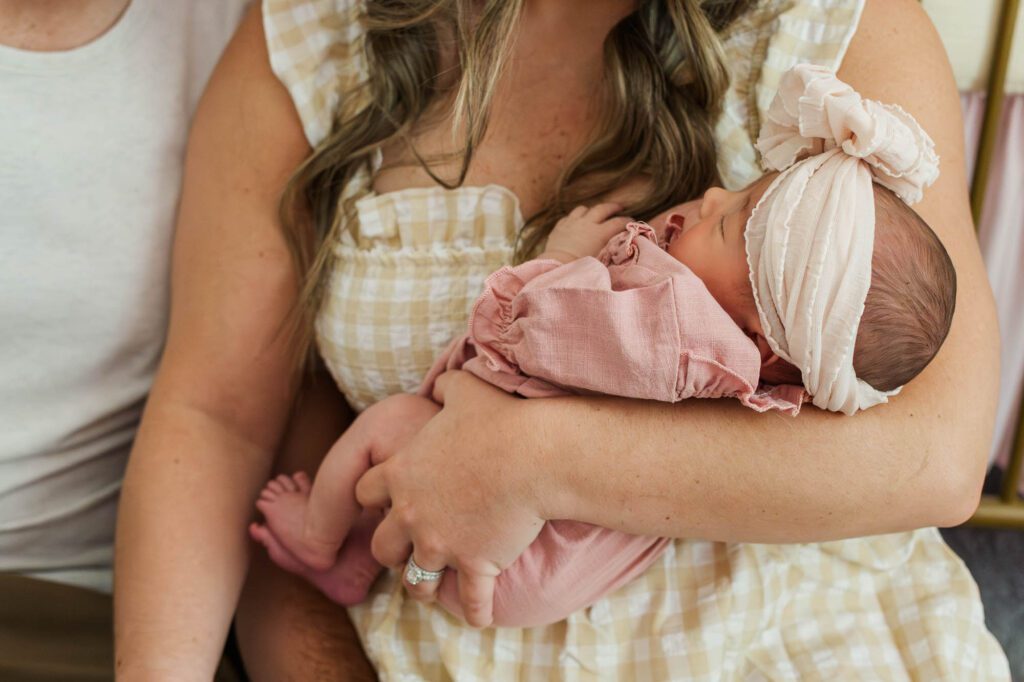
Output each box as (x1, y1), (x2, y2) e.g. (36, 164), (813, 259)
(262, 0), (369, 147)
(716, 0), (865, 188)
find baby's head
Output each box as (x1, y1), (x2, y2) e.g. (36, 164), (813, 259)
(649, 62), (953, 414)
(654, 172), (955, 397)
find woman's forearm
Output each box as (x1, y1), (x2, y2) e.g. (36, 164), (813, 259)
(528, 219), (998, 541)
(114, 395), (276, 678)
(528, 300), (997, 542)
(527, 0), (998, 544)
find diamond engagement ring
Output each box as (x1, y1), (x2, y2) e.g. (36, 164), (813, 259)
(405, 556), (445, 585)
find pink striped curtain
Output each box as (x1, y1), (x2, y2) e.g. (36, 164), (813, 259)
(963, 92), (1024, 480)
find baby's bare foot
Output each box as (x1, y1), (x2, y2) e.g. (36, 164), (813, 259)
(325, 508), (386, 604)
(249, 515), (383, 606)
(249, 522), (310, 575)
(254, 472), (338, 571)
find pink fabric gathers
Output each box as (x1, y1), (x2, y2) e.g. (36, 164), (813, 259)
(421, 223), (805, 415)
(418, 224), (804, 628)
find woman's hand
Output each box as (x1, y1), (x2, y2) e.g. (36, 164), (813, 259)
(539, 203), (633, 262)
(355, 371), (547, 628)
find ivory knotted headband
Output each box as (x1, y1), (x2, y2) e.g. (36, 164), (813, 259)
(745, 64), (940, 415)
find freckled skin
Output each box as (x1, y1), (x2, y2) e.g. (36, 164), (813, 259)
(371, 21), (608, 218)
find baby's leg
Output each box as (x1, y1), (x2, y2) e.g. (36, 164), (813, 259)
(255, 428), (373, 571)
(436, 521), (671, 628)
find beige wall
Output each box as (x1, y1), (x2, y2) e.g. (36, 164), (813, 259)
(922, 0), (1024, 92)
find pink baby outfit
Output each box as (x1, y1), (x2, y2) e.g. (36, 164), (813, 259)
(421, 224), (804, 627)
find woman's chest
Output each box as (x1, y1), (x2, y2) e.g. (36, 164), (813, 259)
(320, 78), (663, 409)
(373, 63), (607, 217)
(325, 107), (603, 409)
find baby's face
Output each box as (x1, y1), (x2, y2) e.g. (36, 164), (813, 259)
(655, 173), (777, 343)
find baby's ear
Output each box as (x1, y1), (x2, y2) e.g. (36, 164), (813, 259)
(752, 333), (804, 386)
(749, 331), (777, 366)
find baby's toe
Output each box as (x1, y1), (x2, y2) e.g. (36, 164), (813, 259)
(293, 471), (312, 493)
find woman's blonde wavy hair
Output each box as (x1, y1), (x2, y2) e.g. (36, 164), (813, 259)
(280, 0), (756, 363)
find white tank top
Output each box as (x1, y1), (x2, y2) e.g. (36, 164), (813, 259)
(0, 0), (247, 593)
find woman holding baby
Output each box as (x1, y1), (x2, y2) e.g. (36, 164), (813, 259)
(116, 0), (1010, 679)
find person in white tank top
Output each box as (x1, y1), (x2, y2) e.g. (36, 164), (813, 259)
(0, 0), (246, 677)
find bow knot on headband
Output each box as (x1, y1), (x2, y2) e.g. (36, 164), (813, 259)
(745, 64), (940, 415)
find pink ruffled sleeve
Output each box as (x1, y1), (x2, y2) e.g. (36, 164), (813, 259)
(420, 225), (805, 415)
(470, 254), (686, 402)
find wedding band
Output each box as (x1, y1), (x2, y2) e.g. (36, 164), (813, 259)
(405, 556), (445, 585)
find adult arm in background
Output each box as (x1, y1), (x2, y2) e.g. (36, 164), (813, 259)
(113, 5), (330, 678)
(234, 374), (376, 682)
(356, 0), (1000, 627)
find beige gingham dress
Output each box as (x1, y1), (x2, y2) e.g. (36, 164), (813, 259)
(263, 1), (1011, 679)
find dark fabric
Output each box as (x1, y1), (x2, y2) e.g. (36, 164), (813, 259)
(942, 468), (1024, 682)
(0, 574), (247, 682)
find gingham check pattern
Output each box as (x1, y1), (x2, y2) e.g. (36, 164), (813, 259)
(264, 0), (1011, 678)
(316, 184), (520, 412)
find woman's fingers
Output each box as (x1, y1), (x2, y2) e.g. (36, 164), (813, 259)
(368, 508), (411, 568)
(353, 373), (543, 627)
(403, 545), (447, 603)
(354, 463), (390, 509)
(457, 569), (498, 628)
(359, 474), (452, 603)
(567, 205), (588, 219)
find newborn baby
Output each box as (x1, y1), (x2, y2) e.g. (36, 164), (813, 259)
(250, 65), (956, 627)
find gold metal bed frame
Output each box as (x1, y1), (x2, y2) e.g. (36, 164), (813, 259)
(964, 0), (1023, 528)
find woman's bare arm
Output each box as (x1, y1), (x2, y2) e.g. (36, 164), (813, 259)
(535, 0), (997, 539)
(355, 0), (998, 626)
(114, 5), (319, 677)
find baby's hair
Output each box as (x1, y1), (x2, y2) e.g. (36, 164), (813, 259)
(853, 186), (957, 392)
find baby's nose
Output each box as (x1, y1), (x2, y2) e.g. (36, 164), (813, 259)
(700, 187), (729, 213)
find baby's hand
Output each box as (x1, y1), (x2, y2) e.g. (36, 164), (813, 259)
(540, 203), (633, 263)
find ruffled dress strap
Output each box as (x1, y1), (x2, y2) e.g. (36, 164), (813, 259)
(262, 0), (369, 147)
(715, 0), (866, 189)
